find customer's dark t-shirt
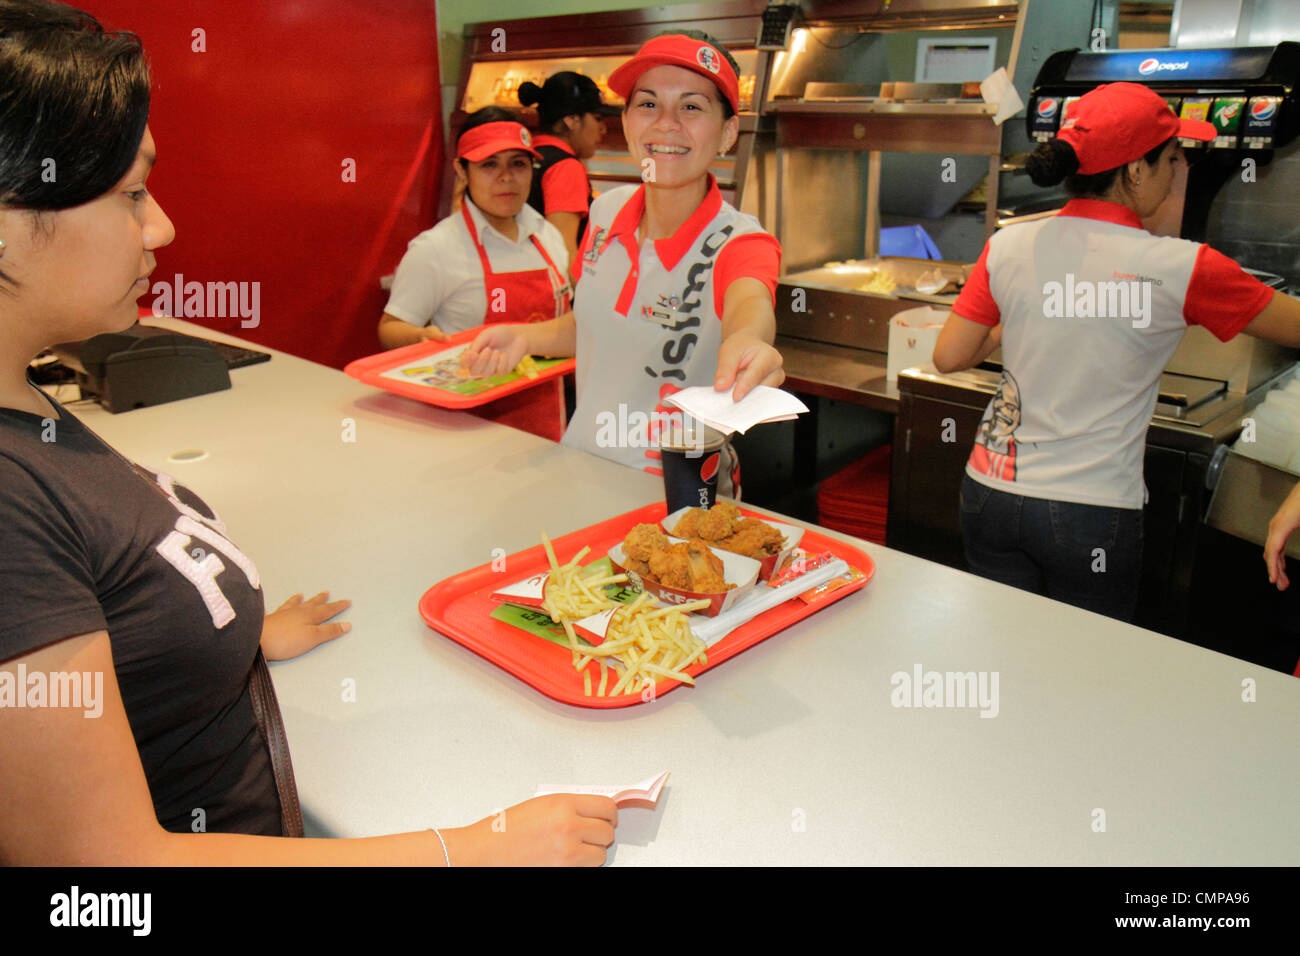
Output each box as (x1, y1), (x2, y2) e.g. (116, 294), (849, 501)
(0, 395), (280, 834)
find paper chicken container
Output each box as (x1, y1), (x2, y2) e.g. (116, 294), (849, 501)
(607, 538), (760, 617)
(661, 505), (804, 581)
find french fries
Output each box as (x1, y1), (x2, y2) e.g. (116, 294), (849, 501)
(514, 355), (541, 379)
(535, 533), (712, 698)
(573, 595), (711, 698)
(539, 531), (627, 625)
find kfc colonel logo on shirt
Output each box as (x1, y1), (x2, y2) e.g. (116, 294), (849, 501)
(696, 45), (722, 74)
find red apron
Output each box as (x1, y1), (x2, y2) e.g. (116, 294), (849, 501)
(462, 201), (570, 324)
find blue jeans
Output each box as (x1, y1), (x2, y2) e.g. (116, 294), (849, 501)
(959, 474), (1144, 623)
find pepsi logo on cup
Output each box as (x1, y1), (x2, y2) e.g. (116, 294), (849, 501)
(700, 451), (719, 483)
(696, 45), (721, 75)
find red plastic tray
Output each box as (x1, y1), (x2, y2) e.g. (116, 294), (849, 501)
(419, 502), (875, 708)
(343, 326), (575, 410)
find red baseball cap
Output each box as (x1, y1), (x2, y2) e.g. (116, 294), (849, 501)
(1056, 82), (1215, 174)
(609, 34), (740, 115)
(456, 121), (541, 163)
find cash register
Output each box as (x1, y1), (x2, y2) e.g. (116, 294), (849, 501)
(50, 323), (271, 413)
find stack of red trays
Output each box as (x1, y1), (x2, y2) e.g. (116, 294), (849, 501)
(817, 445), (891, 545)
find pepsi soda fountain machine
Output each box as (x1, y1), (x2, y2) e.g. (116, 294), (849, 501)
(1026, 43), (1300, 243)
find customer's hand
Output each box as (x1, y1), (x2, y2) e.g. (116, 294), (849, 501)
(1264, 481), (1300, 590)
(261, 591), (352, 660)
(443, 793), (618, 866)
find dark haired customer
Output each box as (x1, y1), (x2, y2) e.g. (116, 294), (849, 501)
(1, 0), (616, 864)
(932, 81), (1300, 622)
(377, 108), (570, 349)
(518, 71), (618, 263)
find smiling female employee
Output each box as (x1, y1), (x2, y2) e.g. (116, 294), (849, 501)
(0, 0), (614, 865)
(933, 82), (1300, 622)
(377, 108), (571, 350)
(519, 71), (618, 265)
(463, 32), (784, 476)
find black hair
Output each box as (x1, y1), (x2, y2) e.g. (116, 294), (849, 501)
(518, 73), (595, 132)
(0, 0), (150, 210)
(0, 0), (150, 287)
(455, 105), (519, 173)
(1025, 135), (1175, 198)
(634, 29), (739, 120)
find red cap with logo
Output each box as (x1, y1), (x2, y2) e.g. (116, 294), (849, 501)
(609, 34), (740, 114)
(1056, 82), (1215, 174)
(456, 121), (541, 163)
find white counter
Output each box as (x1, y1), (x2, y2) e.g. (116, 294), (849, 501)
(67, 320), (1300, 864)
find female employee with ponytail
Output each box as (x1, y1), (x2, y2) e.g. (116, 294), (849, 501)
(377, 107), (571, 350)
(1, 0), (615, 865)
(933, 82), (1300, 622)
(518, 72), (618, 264)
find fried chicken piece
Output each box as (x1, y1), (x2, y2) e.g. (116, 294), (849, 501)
(672, 509), (703, 539)
(717, 518), (787, 559)
(645, 539), (734, 592)
(672, 501), (743, 541)
(647, 541), (692, 589)
(684, 539), (730, 592)
(623, 523), (667, 562)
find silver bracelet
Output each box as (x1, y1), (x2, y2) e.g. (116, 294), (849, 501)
(430, 827), (450, 867)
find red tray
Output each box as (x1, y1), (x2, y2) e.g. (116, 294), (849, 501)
(419, 502), (875, 708)
(343, 326), (575, 410)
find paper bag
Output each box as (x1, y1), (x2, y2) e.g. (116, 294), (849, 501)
(887, 307), (949, 383)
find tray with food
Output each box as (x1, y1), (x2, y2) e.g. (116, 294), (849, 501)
(343, 326), (575, 410)
(419, 502), (875, 708)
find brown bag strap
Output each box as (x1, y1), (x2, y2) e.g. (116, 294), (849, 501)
(247, 648), (305, 838)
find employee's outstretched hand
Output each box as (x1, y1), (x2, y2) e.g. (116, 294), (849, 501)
(261, 591), (353, 661)
(462, 324), (529, 378)
(1264, 480), (1300, 590)
(716, 331), (784, 403)
(442, 793), (618, 866)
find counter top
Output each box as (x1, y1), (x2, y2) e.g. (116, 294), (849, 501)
(67, 320), (1300, 864)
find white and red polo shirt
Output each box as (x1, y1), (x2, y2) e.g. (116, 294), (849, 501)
(953, 197), (1274, 509)
(562, 176), (781, 472)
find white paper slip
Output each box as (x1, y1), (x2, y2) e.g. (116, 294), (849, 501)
(535, 770), (670, 807)
(980, 66), (1024, 126)
(664, 385), (810, 436)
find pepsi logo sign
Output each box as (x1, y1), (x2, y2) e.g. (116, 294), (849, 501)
(1138, 57), (1189, 75)
(1036, 97), (1059, 118)
(1251, 99), (1278, 120)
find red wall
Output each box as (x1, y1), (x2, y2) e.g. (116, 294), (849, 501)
(88, 0), (443, 369)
